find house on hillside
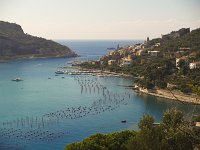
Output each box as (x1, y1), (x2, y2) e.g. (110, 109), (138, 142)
(120, 55), (133, 67)
(108, 60), (117, 65)
(179, 47), (190, 51)
(109, 51), (116, 56)
(148, 50), (160, 57)
(136, 49), (146, 56)
(91, 60), (100, 65)
(189, 61), (200, 69)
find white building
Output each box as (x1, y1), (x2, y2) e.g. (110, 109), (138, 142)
(155, 43), (160, 47)
(148, 50), (160, 57)
(120, 55), (133, 67)
(176, 56), (189, 68)
(108, 60), (116, 65)
(189, 61), (200, 69)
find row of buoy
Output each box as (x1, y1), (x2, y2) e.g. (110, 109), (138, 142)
(0, 74), (133, 147)
(0, 127), (67, 142)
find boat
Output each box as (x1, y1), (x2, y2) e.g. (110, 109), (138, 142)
(55, 70), (65, 74)
(107, 47), (116, 50)
(121, 120), (127, 123)
(12, 78), (23, 82)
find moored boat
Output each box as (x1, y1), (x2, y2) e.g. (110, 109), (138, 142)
(12, 78), (23, 82)
(55, 70), (65, 74)
(121, 120), (127, 123)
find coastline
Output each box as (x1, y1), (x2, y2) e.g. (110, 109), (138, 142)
(67, 66), (200, 105)
(63, 66), (133, 78)
(0, 54), (78, 63)
(137, 87), (200, 105)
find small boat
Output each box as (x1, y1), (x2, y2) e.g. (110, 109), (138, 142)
(55, 70), (65, 74)
(121, 120), (127, 123)
(107, 47), (115, 50)
(12, 78), (23, 82)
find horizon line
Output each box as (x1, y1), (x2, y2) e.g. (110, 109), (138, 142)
(53, 39), (145, 41)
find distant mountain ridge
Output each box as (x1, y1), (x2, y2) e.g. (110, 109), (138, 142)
(0, 21), (77, 60)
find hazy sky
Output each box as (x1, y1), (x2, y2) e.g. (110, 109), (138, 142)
(0, 0), (200, 40)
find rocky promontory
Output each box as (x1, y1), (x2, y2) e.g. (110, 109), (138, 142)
(0, 21), (77, 60)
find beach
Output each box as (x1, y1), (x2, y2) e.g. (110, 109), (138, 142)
(138, 87), (200, 105)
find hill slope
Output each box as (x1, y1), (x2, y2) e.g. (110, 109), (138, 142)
(0, 21), (77, 60)
(148, 28), (200, 51)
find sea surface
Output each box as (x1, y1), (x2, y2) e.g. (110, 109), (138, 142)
(0, 40), (199, 150)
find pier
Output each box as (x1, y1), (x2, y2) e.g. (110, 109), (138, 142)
(57, 67), (132, 77)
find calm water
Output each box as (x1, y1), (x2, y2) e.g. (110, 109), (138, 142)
(0, 40), (199, 150)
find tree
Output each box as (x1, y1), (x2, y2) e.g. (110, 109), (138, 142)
(138, 114), (154, 130)
(65, 109), (200, 150)
(156, 80), (167, 88)
(162, 108), (184, 129)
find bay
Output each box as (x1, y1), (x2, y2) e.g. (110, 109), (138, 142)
(0, 40), (199, 150)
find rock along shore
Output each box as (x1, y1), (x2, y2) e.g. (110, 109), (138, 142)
(138, 87), (200, 105)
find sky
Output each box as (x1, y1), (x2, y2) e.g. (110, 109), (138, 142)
(0, 0), (200, 40)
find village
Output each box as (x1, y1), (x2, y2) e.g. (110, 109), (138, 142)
(83, 28), (199, 71)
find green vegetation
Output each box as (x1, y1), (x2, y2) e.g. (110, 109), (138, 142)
(65, 108), (200, 150)
(160, 28), (200, 52)
(0, 21), (77, 60)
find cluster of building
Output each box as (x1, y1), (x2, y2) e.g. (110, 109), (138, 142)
(86, 28), (199, 70)
(97, 37), (162, 67)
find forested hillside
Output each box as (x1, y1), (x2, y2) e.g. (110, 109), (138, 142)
(0, 21), (77, 60)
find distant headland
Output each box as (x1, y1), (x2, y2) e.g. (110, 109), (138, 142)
(0, 21), (77, 60)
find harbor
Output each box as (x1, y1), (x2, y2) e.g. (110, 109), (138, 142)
(56, 65), (132, 77)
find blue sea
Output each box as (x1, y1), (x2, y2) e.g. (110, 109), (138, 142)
(0, 40), (199, 150)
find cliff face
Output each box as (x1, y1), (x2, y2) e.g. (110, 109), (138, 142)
(0, 21), (77, 60)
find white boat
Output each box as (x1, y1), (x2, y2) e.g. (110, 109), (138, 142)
(55, 70), (65, 74)
(12, 78), (23, 82)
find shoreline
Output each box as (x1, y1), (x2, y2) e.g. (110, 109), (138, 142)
(0, 54), (78, 63)
(137, 87), (200, 105)
(63, 66), (133, 78)
(67, 66), (200, 105)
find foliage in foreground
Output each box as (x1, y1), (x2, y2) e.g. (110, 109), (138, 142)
(65, 108), (200, 150)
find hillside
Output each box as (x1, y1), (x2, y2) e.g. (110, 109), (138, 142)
(149, 28), (200, 51)
(0, 21), (77, 60)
